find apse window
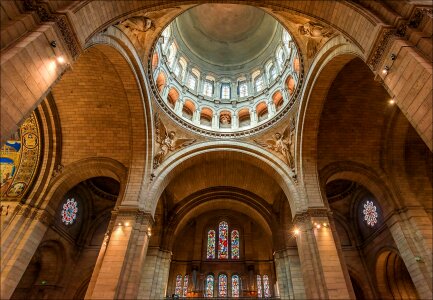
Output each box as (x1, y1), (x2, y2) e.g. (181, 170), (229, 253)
(206, 221), (240, 260)
(363, 200), (378, 227)
(61, 198), (78, 225)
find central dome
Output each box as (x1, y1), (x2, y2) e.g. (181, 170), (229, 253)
(150, 4), (302, 137)
(175, 4), (278, 67)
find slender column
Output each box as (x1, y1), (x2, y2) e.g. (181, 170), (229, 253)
(232, 114), (239, 129)
(85, 208), (153, 300)
(250, 109), (258, 125)
(267, 99), (276, 117)
(1, 204), (52, 299)
(294, 209), (354, 299)
(212, 113), (219, 129)
(386, 207), (432, 299)
(174, 98), (184, 115)
(193, 109), (200, 124)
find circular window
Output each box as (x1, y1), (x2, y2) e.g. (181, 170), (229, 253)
(148, 4), (303, 137)
(61, 198), (78, 225)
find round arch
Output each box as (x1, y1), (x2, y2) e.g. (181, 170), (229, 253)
(42, 157), (127, 216)
(144, 141), (300, 217)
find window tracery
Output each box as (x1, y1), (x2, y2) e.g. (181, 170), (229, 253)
(183, 275), (189, 297)
(61, 198), (78, 225)
(257, 275), (263, 298)
(175, 274), (182, 296)
(218, 221), (229, 259)
(363, 200), (378, 227)
(238, 81), (248, 97)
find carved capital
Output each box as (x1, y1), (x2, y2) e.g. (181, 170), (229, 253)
(15, 204), (53, 226)
(367, 27), (397, 70)
(293, 208), (329, 225)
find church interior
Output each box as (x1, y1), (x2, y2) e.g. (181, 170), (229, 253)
(0, 1), (432, 299)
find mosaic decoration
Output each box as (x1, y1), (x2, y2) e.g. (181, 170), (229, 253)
(218, 221), (228, 259)
(1, 113), (40, 200)
(175, 274), (182, 296)
(61, 198), (78, 225)
(363, 200), (378, 227)
(205, 275), (214, 297)
(207, 230), (216, 259)
(218, 274), (228, 297)
(263, 275), (271, 298)
(231, 229), (240, 259)
(231, 275), (240, 298)
(183, 275), (188, 297)
(257, 275), (262, 298)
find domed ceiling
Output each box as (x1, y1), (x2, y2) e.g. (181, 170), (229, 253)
(174, 4), (278, 68)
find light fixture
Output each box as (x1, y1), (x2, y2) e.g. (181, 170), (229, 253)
(382, 66), (390, 75)
(118, 222), (122, 226)
(388, 98), (395, 105)
(147, 227), (152, 237)
(390, 53), (397, 60)
(316, 224), (321, 229)
(293, 228), (300, 236)
(322, 223), (329, 228)
(125, 222), (130, 226)
(57, 56), (65, 64)
(50, 40), (57, 48)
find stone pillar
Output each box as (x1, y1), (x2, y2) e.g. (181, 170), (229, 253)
(138, 247), (172, 298)
(232, 114), (239, 129)
(386, 207), (432, 299)
(212, 113), (219, 129)
(162, 85), (170, 101)
(174, 98), (184, 115)
(85, 208), (153, 299)
(250, 109), (258, 126)
(193, 109), (201, 124)
(274, 248), (306, 299)
(294, 209), (354, 299)
(267, 99), (276, 117)
(1, 205), (52, 299)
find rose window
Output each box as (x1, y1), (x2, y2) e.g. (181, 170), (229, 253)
(61, 198), (78, 225)
(363, 200), (378, 227)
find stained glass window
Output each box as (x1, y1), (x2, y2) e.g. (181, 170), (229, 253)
(221, 83), (231, 99)
(183, 275), (189, 297)
(232, 275), (240, 298)
(231, 229), (240, 259)
(255, 76), (264, 92)
(218, 221), (229, 259)
(263, 275), (271, 298)
(207, 230), (216, 259)
(257, 275), (262, 298)
(363, 200), (378, 227)
(239, 81), (248, 97)
(61, 198), (78, 225)
(175, 274), (182, 296)
(218, 274), (228, 297)
(203, 80), (214, 97)
(205, 275), (214, 297)
(187, 74), (197, 90)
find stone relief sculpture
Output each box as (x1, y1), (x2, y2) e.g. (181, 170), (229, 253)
(298, 22), (333, 58)
(122, 16), (154, 37)
(254, 118), (296, 174)
(154, 113), (196, 169)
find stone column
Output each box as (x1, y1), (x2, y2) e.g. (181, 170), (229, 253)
(232, 114), (239, 129)
(174, 98), (184, 115)
(137, 247), (172, 299)
(267, 99), (276, 117)
(274, 248), (306, 299)
(193, 109), (201, 124)
(1, 205), (52, 299)
(212, 113), (219, 129)
(85, 208), (153, 299)
(294, 209), (355, 299)
(386, 207), (432, 299)
(250, 109), (258, 126)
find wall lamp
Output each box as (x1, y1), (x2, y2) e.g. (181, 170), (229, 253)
(50, 40), (57, 48)
(382, 65), (390, 75)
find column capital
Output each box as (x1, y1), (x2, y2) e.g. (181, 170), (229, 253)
(15, 203), (53, 226)
(114, 207), (154, 227)
(293, 208), (330, 225)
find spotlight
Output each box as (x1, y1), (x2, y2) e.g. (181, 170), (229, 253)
(293, 228), (300, 236)
(390, 54), (396, 60)
(50, 40), (57, 48)
(388, 98), (395, 105)
(57, 56), (65, 64)
(125, 222), (130, 226)
(382, 66), (390, 75)
(322, 223), (329, 228)
(118, 222), (122, 226)
(316, 224), (321, 229)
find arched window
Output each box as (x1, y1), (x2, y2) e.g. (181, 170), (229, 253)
(218, 221), (229, 259)
(187, 74), (197, 90)
(283, 30), (291, 52)
(231, 229), (240, 259)
(175, 274), (182, 296)
(167, 43), (177, 65)
(183, 275), (189, 297)
(218, 274), (228, 297)
(203, 80), (214, 97)
(162, 26), (171, 50)
(174, 62), (182, 78)
(232, 275), (240, 297)
(205, 275), (214, 297)
(257, 275), (262, 298)
(221, 83), (231, 99)
(61, 198), (78, 225)
(238, 81), (248, 97)
(276, 47), (285, 66)
(207, 230), (216, 259)
(255, 75), (264, 92)
(269, 65), (277, 81)
(263, 275), (271, 298)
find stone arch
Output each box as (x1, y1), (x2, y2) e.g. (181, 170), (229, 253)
(41, 157), (127, 217)
(145, 141), (300, 217)
(297, 39), (365, 208)
(320, 161), (397, 216)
